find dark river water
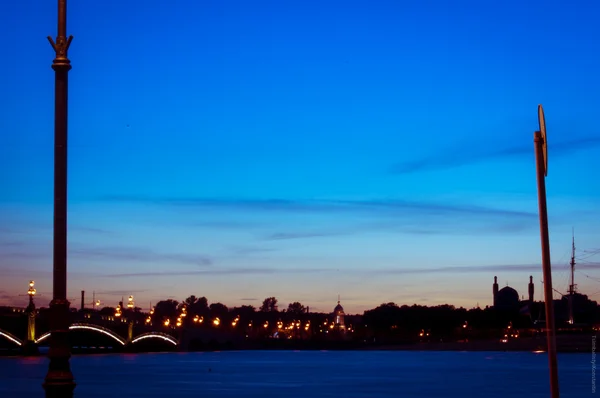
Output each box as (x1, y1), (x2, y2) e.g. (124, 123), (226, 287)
(0, 351), (591, 397)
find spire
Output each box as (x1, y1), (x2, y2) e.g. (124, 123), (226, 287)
(493, 276), (499, 307)
(337, 294), (340, 304)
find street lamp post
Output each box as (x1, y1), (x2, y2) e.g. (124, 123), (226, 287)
(43, 0), (75, 397)
(534, 105), (559, 398)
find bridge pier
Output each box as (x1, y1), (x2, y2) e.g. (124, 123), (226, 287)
(128, 320), (134, 344)
(20, 340), (39, 356)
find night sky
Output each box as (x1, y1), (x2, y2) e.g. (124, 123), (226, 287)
(2, 0), (599, 313)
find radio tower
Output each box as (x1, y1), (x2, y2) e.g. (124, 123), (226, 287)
(568, 230), (577, 325)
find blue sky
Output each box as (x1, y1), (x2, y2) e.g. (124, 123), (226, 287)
(1, 0), (600, 313)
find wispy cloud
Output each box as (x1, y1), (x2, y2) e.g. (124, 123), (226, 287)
(189, 220), (265, 229)
(264, 231), (345, 241)
(0, 222), (112, 235)
(240, 298), (258, 301)
(71, 226), (113, 235)
(389, 135), (600, 175)
(228, 246), (277, 255)
(372, 262), (600, 274)
(101, 267), (336, 278)
(1, 243), (212, 267)
(96, 262), (600, 279)
(97, 196), (536, 222)
(94, 289), (150, 297)
(361, 219), (536, 236)
(70, 246), (212, 267)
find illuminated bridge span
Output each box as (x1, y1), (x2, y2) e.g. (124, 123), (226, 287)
(131, 332), (178, 346)
(36, 323), (179, 346)
(0, 329), (23, 346)
(36, 323), (127, 345)
(1, 323), (179, 348)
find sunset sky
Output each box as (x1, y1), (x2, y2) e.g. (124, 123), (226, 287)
(1, 0), (600, 313)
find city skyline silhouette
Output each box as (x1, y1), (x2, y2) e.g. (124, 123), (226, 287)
(2, 0), (600, 313)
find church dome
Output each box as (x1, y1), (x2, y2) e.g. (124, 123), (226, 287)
(334, 303), (344, 314)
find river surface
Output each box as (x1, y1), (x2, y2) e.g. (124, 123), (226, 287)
(0, 351), (591, 397)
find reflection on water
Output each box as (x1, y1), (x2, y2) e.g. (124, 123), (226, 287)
(0, 351), (589, 397)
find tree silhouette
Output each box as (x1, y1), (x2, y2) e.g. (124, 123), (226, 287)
(154, 299), (179, 321)
(194, 296), (209, 314)
(209, 302), (228, 319)
(232, 305), (256, 317)
(260, 297), (278, 312)
(287, 302), (306, 315)
(184, 295), (198, 307)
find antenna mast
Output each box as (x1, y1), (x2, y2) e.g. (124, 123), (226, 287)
(568, 230), (577, 324)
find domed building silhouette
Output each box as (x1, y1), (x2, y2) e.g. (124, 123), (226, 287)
(493, 275), (535, 311)
(333, 296), (346, 331)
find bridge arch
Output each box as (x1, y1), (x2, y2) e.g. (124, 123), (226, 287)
(131, 332), (178, 346)
(36, 323), (126, 346)
(0, 329), (22, 346)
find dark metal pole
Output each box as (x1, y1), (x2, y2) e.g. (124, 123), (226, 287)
(534, 131), (560, 398)
(43, 0), (75, 396)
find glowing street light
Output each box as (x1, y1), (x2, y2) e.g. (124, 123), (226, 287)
(213, 318), (220, 326)
(27, 280), (37, 307)
(28, 280), (37, 297)
(127, 295), (134, 309)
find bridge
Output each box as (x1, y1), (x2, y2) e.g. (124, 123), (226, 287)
(0, 322), (178, 349)
(0, 286), (248, 354)
(0, 281), (181, 355)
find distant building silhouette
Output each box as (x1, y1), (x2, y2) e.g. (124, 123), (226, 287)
(493, 276), (499, 307)
(528, 276), (535, 303)
(493, 276), (534, 311)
